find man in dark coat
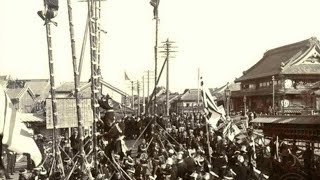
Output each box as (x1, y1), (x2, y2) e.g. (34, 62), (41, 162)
(233, 154), (248, 180)
(176, 153), (187, 179)
(70, 129), (80, 157)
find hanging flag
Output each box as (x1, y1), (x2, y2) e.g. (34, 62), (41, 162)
(150, 0), (160, 18)
(124, 72), (130, 81)
(200, 77), (222, 129)
(223, 122), (241, 141)
(0, 85), (42, 166)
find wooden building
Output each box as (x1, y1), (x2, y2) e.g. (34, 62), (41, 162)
(233, 37), (320, 115)
(6, 86), (35, 113)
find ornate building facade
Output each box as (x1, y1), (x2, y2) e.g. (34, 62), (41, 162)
(232, 37), (320, 115)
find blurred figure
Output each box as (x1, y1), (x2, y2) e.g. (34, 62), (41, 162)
(37, 0), (59, 26)
(70, 129), (80, 157)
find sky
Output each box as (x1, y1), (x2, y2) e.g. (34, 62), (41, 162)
(2, 0), (320, 95)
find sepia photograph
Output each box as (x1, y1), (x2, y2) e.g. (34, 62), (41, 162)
(1, 0), (320, 179)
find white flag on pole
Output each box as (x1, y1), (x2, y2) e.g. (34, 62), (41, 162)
(0, 85), (42, 166)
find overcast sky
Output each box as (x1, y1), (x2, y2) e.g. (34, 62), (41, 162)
(1, 0), (320, 94)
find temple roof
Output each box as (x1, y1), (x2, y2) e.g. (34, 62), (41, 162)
(236, 37), (320, 82)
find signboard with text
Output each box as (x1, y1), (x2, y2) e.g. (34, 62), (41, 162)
(46, 98), (93, 129)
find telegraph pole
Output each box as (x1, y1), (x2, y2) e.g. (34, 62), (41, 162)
(137, 80), (140, 116)
(131, 81), (134, 110)
(160, 38), (177, 116)
(143, 76), (145, 114)
(143, 70), (154, 114)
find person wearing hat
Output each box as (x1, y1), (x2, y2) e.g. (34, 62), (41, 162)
(39, 167), (48, 180)
(35, 134), (45, 156)
(31, 167), (41, 180)
(50, 171), (63, 180)
(70, 128), (80, 158)
(37, 0), (59, 26)
(6, 149), (16, 176)
(137, 139), (148, 155)
(126, 168), (136, 180)
(185, 149), (196, 177)
(18, 169), (30, 180)
(233, 154), (248, 180)
(303, 142), (312, 179)
(222, 169), (234, 180)
(110, 171), (123, 180)
(176, 152), (187, 179)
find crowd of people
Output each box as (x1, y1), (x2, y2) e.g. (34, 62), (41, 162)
(1, 95), (320, 180)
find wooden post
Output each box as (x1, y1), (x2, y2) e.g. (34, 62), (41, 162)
(272, 76), (275, 115)
(131, 81), (134, 110)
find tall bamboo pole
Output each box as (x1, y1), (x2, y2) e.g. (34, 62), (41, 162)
(78, 15), (89, 82)
(87, 0), (100, 175)
(67, 0), (85, 175)
(153, 18), (159, 115)
(43, 0), (64, 175)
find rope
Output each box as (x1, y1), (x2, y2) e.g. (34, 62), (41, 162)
(147, 137), (154, 150)
(155, 122), (186, 151)
(131, 118), (154, 148)
(158, 131), (177, 154)
(156, 134), (169, 155)
(103, 153), (133, 180)
(65, 159), (79, 180)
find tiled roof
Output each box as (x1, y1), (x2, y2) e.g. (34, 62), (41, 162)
(212, 83), (241, 94)
(157, 93), (180, 103)
(6, 86), (35, 99)
(180, 89), (200, 101)
(0, 75), (9, 80)
(252, 115), (320, 125)
(19, 113), (45, 123)
(55, 82), (91, 98)
(24, 79), (50, 100)
(180, 89), (214, 101)
(282, 64), (320, 74)
(0, 80), (7, 87)
(236, 37), (319, 82)
(56, 82), (89, 92)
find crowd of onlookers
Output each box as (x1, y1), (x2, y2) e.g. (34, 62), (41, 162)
(1, 111), (320, 179)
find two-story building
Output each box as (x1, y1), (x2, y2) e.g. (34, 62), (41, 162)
(233, 37), (320, 115)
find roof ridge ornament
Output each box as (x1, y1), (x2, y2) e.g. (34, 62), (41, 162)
(309, 36), (318, 44)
